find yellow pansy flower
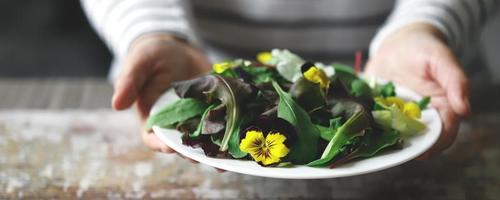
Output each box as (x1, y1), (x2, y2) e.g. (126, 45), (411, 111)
(403, 102), (421, 119)
(240, 130), (289, 166)
(303, 66), (330, 89)
(257, 51), (273, 64)
(213, 62), (232, 74)
(376, 97), (422, 119)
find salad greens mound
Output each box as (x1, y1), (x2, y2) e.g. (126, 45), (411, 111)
(147, 49), (429, 168)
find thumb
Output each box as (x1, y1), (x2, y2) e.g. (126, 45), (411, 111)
(112, 53), (152, 110)
(430, 48), (471, 116)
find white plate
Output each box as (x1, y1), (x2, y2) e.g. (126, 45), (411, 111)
(152, 83), (442, 179)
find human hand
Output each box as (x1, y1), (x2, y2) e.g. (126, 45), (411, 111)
(112, 33), (211, 153)
(365, 22), (471, 159)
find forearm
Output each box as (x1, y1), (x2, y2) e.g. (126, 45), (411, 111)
(370, 0), (499, 57)
(80, 0), (198, 57)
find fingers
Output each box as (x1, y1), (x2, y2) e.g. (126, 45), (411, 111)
(430, 48), (471, 117)
(418, 97), (461, 159)
(112, 51), (152, 110)
(142, 130), (175, 153)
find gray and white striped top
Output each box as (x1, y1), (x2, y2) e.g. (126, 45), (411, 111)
(80, 0), (498, 79)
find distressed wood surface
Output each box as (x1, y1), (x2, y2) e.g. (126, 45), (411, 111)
(0, 79), (499, 199)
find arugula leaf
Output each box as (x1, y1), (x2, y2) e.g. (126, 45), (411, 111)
(272, 81), (320, 164)
(172, 75), (254, 152)
(146, 98), (208, 130)
(190, 104), (217, 138)
(307, 109), (370, 167)
(417, 96), (431, 110)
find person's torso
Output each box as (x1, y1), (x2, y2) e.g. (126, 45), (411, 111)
(188, 0), (396, 62)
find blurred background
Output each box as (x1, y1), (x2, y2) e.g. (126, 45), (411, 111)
(1, 1), (499, 80)
(0, 0), (111, 77)
(0, 1), (499, 199)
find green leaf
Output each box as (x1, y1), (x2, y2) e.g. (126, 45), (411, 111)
(352, 131), (401, 158)
(350, 79), (372, 98)
(307, 109), (370, 167)
(276, 162), (293, 167)
(227, 116), (249, 159)
(272, 81), (320, 164)
(317, 118), (342, 141)
(190, 104), (217, 138)
(146, 98), (208, 130)
(327, 130), (402, 167)
(417, 96), (431, 110)
(172, 75), (254, 152)
(372, 110), (392, 131)
(331, 63), (358, 86)
(389, 105), (426, 137)
(289, 77), (326, 113)
(241, 65), (277, 84)
(376, 82), (396, 97)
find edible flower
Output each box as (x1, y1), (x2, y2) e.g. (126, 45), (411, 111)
(239, 116), (297, 166)
(376, 97), (421, 119)
(240, 130), (289, 166)
(301, 62), (330, 89)
(213, 62), (233, 74)
(257, 51), (273, 64)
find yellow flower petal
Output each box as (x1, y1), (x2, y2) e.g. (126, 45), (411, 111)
(403, 102), (421, 119)
(385, 97), (405, 110)
(303, 66), (330, 89)
(240, 130), (290, 166)
(240, 130), (264, 154)
(257, 51), (272, 64)
(213, 62), (232, 74)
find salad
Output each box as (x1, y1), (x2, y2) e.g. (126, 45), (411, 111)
(147, 49), (430, 168)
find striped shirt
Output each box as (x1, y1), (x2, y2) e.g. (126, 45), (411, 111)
(80, 0), (499, 79)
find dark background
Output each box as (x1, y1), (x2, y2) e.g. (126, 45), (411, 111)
(0, 1), (111, 77)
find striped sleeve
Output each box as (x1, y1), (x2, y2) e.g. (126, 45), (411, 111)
(80, 0), (197, 57)
(370, 0), (499, 57)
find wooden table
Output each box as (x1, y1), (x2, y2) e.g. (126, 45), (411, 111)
(0, 79), (499, 199)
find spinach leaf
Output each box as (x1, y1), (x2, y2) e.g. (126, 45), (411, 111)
(350, 79), (372, 98)
(146, 98), (208, 130)
(241, 65), (277, 84)
(316, 118), (342, 141)
(328, 130), (401, 168)
(172, 75), (254, 152)
(227, 116), (249, 158)
(272, 81), (320, 164)
(307, 109), (370, 167)
(376, 82), (396, 97)
(331, 63), (358, 86)
(289, 77), (327, 113)
(351, 131), (401, 158)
